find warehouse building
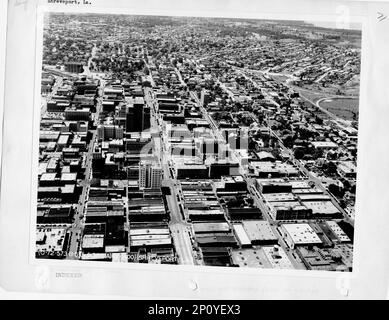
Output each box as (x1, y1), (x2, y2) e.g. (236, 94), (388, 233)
(188, 209), (226, 221)
(303, 201), (342, 219)
(81, 234), (105, 254)
(242, 220), (278, 245)
(232, 224), (252, 248)
(36, 226), (69, 259)
(193, 222), (231, 234)
(262, 246), (294, 269)
(129, 225), (172, 250)
(201, 247), (232, 267)
(231, 248), (272, 269)
(256, 180), (292, 194)
(227, 207), (262, 220)
(279, 223), (322, 249)
(268, 201), (312, 220)
(326, 221), (351, 243)
(196, 234), (237, 248)
(37, 205), (74, 224)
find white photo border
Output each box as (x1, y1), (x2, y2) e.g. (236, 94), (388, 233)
(1, 0), (389, 299)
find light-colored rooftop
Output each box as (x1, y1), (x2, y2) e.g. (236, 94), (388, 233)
(36, 226), (68, 254)
(193, 222), (230, 234)
(326, 221), (351, 243)
(263, 193), (296, 203)
(262, 246), (294, 269)
(233, 224), (252, 246)
(303, 201), (340, 215)
(282, 223), (322, 245)
(242, 220), (278, 242)
(311, 141), (338, 149)
(82, 235), (104, 249)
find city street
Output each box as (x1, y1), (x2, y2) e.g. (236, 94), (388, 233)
(41, 76), (63, 116)
(145, 86), (195, 266)
(67, 79), (105, 259)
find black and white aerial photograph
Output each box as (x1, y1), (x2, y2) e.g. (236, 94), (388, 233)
(35, 12), (361, 272)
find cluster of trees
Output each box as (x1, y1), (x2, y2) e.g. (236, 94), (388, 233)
(226, 195), (254, 208)
(43, 36), (90, 66)
(212, 111), (234, 123)
(235, 113), (254, 127)
(92, 56), (145, 74)
(328, 179), (356, 209)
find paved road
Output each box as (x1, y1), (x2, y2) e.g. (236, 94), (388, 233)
(41, 77), (63, 116)
(144, 86), (195, 265)
(67, 80), (105, 259)
(232, 67), (281, 107)
(190, 91), (225, 143)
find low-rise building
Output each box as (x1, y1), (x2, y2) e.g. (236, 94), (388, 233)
(280, 223), (322, 249)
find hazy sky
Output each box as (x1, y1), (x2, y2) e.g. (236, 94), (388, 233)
(307, 20), (362, 31)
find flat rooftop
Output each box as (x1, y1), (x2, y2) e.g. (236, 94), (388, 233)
(262, 246), (294, 270)
(263, 193), (296, 203)
(231, 248), (272, 268)
(242, 220), (278, 242)
(311, 141), (338, 149)
(303, 201), (340, 215)
(282, 223), (322, 245)
(326, 221), (351, 243)
(82, 235), (104, 249)
(36, 226), (68, 254)
(129, 228), (170, 236)
(193, 222), (231, 234)
(232, 224), (251, 246)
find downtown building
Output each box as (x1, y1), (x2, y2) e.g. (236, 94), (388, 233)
(126, 97), (150, 133)
(139, 160), (163, 191)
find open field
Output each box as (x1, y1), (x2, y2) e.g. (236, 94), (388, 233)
(318, 98), (359, 121)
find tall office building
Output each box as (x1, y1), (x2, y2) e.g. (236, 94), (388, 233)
(139, 161), (163, 190)
(97, 125), (124, 141)
(64, 107), (90, 121)
(126, 105), (136, 132)
(143, 105), (151, 131)
(126, 97), (150, 132)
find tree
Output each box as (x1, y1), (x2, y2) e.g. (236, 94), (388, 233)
(343, 179), (352, 191)
(328, 183), (345, 198)
(282, 135), (294, 149)
(294, 148), (305, 160)
(339, 199), (347, 209)
(248, 138), (257, 151)
(142, 80), (152, 88)
(326, 161), (338, 176)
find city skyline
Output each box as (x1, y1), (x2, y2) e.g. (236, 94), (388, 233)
(35, 13), (360, 272)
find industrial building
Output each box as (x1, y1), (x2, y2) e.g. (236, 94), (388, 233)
(262, 246), (294, 269)
(36, 226), (70, 259)
(201, 247), (232, 267)
(242, 220), (278, 245)
(129, 224), (172, 250)
(232, 224), (252, 248)
(280, 223), (323, 249)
